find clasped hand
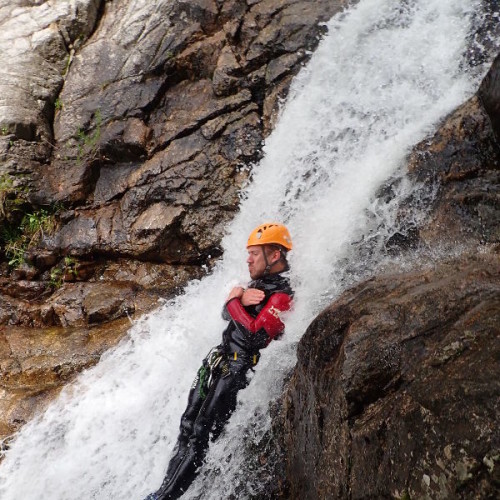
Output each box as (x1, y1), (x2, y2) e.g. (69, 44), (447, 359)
(227, 287), (265, 306)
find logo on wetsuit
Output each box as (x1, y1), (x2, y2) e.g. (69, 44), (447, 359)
(268, 305), (282, 319)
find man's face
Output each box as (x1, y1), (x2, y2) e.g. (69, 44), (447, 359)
(247, 245), (278, 279)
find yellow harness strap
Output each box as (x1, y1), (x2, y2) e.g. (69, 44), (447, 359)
(232, 352), (258, 364)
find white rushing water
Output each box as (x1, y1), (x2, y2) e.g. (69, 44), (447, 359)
(0, 0), (496, 498)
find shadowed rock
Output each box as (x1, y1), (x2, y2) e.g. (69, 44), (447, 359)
(279, 254), (499, 499)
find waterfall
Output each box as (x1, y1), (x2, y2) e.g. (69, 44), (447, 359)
(0, 0), (496, 498)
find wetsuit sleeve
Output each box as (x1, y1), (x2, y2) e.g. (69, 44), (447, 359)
(225, 293), (292, 340)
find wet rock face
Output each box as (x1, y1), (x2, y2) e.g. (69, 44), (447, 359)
(479, 52), (500, 141)
(23, 0), (342, 265)
(280, 255), (499, 499)
(0, 1), (101, 142)
(0, 320), (130, 442)
(0, 260), (202, 328)
(403, 94), (500, 249)
(0, 0), (344, 328)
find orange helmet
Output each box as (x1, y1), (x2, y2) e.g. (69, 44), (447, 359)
(247, 222), (293, 251)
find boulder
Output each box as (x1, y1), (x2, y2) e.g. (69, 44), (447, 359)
(279, 254), (499, 499)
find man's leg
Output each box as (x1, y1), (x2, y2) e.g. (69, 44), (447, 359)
(148, 367), (206, 500)
(153, 366), (248, 499)
(164, 370), (206, 483)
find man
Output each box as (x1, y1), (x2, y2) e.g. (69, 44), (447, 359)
(147, 222), (294, 500)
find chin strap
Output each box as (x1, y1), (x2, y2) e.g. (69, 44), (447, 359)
(262, 246), (288, 275)
(262, 246), (272, 275)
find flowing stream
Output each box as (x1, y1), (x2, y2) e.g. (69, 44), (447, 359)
(0, 0), (497, 498)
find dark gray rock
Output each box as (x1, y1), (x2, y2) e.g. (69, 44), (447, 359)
(403, 95), (500, 248)
(278, 255), (499, 499)
(479, 53), (500, 141)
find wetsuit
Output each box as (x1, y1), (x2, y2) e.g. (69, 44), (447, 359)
(147, 271), (293, 500)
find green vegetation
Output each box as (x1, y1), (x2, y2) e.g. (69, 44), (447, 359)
(55, 98), (63, 111)
(62, 53), (72, 78)
(0, 174), (62, 269)
(76, 109), (102, 163)
(2, 208), (58, 268)
(0, 126), (8, 136)
(63, 256), (78, 278)
(49, 256), (79, 289)
(49, 267), (63, 288)
(0, 173), (27, 220)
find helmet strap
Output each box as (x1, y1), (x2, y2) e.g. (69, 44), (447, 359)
(262, 245), (286, 275)
(262, 246), (272, 275)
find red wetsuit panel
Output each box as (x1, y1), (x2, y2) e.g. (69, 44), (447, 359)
(226, 293), (292, 340)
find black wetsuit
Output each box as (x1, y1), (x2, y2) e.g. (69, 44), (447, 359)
(147, 272), (293, 500)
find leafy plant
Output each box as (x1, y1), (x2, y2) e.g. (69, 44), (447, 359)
(5, 240), (25, 268)
(0, 173), (27, 220)
(48, 256), (79, 289)
(54, 98), (63, 111)
(49, 267), (63, 288)
(2, 206), (60, 269)
(64, 256), (78, 279)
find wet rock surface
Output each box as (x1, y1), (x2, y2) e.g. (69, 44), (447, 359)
(1, 2), (499, 496)
(271, 54), (500, 498)
(0, 319), (130, 441)
(279, 254), (499, 499)
(404, 93), (500, 249)
(0, 0), (342, 324)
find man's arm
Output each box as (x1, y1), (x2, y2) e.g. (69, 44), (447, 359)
(222, 287), (265, 320)
(225, 293), (292, 340)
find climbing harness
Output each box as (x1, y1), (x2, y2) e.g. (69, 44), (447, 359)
(198, 347), (226, 399)
(232, 351), (259, 365)
(198, 348), (261, 399)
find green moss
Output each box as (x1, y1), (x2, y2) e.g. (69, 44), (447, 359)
(76, 109), (102, 163)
